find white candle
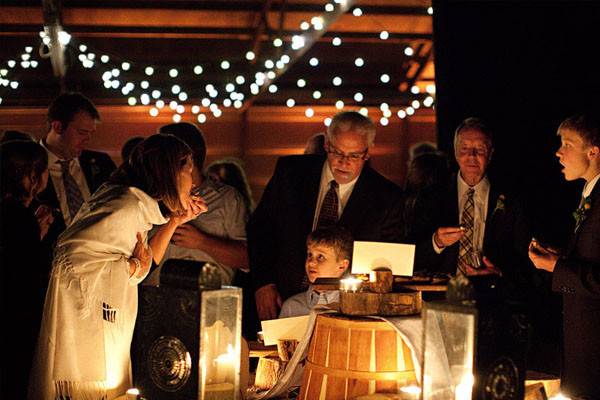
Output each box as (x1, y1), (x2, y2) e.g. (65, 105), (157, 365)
(340, 277), (362, 292)
(455, 374), (474, 400)
(400, 384), (421, 400)
(214, 344), (236, 383)
(126, 388), (139, 400)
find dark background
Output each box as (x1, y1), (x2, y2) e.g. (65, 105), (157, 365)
(432, 0), (600, 246)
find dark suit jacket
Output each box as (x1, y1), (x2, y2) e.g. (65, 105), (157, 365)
(38, 149), (116, 251)
(412, 176), (532, 291)
(247, 155), (404, 300)
(552, 182), (600, 398)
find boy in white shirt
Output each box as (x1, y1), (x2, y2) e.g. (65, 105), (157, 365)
(279, 226), (352, 318)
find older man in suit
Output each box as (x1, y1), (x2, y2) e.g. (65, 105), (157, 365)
(413, 118), (531, 286)
(38, 93), (116, 249)
(529, 113), (600, 399)
(248, 111), (404, 320)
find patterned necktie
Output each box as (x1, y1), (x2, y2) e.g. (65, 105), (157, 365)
(316, 180), (339, 228)
(58, 159), (84, 220)
(458, 188), (475, 274)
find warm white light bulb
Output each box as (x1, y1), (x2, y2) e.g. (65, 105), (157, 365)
(380, 117), (389, 126)
(313, 90), (322, 99)
(335, 100), (344, 110)
(268, 84), (278, 93)
(354, 92), (364, 102)
(194, 65), (203, 75)
(332, 76), (342, 86)
(198, 114), (207, 123)
(173, 114), (182, 123)
(332, 37), (342, 46)
(324, 117), (332, 126)
(236, 75), (245, 85)
(380, 74), (390, 83)
(286, 98), (295, 107)
(309, 57), (319, 67)
(178, 92), (188, 101)
(145, 67), (154, 76)
(411, 85), (420, 94)
(305, 107), (314, 118)
(149, 107), (159, 117)
(404, 46), (414, 56)
(297, 79), (306, 88)
(245, 51), (255, 61)
(273, 38), (283, 47)
(380, 31), (389, 40)
(412, 100), (421, 109)
(353, 7), (363, 16)
(354, 58), (364, 67)
(169, 68), (178, 78)
(121, 62), (130, 70)
(220, 60), (230, 70)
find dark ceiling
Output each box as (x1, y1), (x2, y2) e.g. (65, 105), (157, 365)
(1, 0), (434, 119)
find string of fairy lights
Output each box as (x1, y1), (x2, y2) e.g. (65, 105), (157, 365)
(0, 2), (436, 127)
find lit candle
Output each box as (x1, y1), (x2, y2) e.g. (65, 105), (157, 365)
(455, 374), (474, 400)
(214, 344), (236, 383)
(340, 277), (362, 292)
(126, 388), (139, 400)
(400, 384), (421, 400)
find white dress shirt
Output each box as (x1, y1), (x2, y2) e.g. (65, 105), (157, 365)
(40, 140), (91, 226)
(433, 174), (490, 255)
(582, 173), (600, 200)
(312, 161), (359, 230)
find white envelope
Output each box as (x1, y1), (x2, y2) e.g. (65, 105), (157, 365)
(351, 241), (415, 276)
(261, 315), (310, 346)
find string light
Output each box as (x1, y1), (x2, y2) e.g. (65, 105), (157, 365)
(245, 51), (255, 61)
(309, 57), (319, 67)
(305, 107), (314, 118)
(335, 100), (344, 109)
(286, 98), (295, 107)
(354, 57), (364, 67)
(380, 31), (389, 40)
(332, 37), (342, 46)
(380, 74), (390, 83)
(194, 65), (203, 75)
(297, 79), (306, 88)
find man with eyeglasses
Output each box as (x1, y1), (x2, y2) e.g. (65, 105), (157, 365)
(248, 111), (404, 321)
(413, 117), (532, 282)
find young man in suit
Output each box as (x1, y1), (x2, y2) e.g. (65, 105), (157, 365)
(529, 113), (600, 399)
(248, 111), (404, 320)
(38, 92), (116, 249)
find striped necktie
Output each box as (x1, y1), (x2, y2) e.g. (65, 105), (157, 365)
(458, 188), (475, 274)
(316, 180), (339, 228)
(58, 159), (84, 220)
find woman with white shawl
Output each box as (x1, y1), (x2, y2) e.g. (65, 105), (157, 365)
(28, 134), (207, 400)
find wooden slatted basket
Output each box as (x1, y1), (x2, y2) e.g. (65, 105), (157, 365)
(298, 314), (417, 400)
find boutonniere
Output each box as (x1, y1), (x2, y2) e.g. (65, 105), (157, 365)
(573, 196), (592, 230)
(493, 194), (506, 214)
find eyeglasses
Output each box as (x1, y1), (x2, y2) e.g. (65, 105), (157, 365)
(457, 147), (489, 157)
(326, 145), (369, 162)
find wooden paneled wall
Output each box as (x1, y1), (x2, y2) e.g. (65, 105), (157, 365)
(0, 105), (436, 204)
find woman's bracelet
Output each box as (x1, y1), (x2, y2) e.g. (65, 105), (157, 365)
(130, 257), (142, 278)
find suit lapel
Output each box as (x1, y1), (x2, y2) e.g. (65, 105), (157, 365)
(301, 158), (325, 232)
(567, 180), (600, 256)
(483, 183), (500, 251)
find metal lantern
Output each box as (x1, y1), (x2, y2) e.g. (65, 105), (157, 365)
(421, 274), (529, 400)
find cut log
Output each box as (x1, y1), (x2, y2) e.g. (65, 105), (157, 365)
(369, 269), (393, 293)
(379, 291), (422, 316)
(277, 339), (299, 362)
(254, 356), (286, 390)
(339, 291), (381, 315)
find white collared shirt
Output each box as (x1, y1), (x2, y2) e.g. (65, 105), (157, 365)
(312, 161), (359, 230)
(433, 174), (490, 254)
(40, 139), (91, 226)
(582, 173), (600, 200)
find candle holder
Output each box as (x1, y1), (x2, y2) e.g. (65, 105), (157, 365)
(339, 277), (362, 293)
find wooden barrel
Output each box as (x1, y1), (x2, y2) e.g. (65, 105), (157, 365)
(298, 314), (417, 400)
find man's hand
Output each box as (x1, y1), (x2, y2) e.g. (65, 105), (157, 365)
(255, 284), (282, 321)
(464, 256), (502, 276)
(434, 226), (464, 248)
(171, 224), (205, 249)
(528, 239), (559, 272)
(34, 205), (55, 240)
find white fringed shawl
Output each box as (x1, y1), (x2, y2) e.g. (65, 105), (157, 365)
(28, 185), (168, 400)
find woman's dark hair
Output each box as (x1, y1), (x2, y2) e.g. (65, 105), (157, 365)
(0, 140), (48, 201)
(109, 134), (192, 212)
(206, 158), (254, 212)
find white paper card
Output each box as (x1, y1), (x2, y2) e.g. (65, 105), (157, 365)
(261, 315), (310, 346)
(351, 241), (415, 276)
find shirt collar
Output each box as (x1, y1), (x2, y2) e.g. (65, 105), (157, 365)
(583, 173), (600, 198)
(457, 173), (489, 197)
(40, 137), (68, 167)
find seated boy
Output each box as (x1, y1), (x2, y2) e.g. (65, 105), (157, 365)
(279, 226), (352, 318)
